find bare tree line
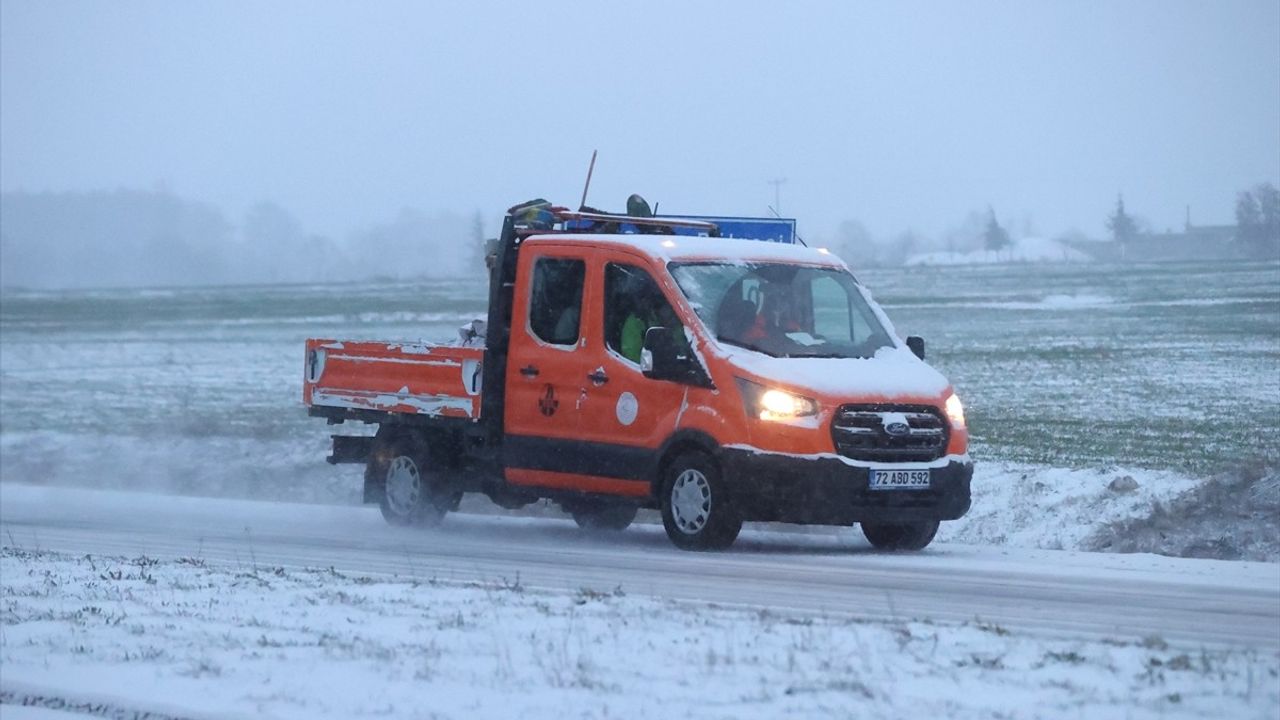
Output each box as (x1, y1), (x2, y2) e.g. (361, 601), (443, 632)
(0, 190), (484, 290)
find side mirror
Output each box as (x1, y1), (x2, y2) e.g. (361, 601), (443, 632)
(906, 336), (926, 360)
(641, 327), (712, 387)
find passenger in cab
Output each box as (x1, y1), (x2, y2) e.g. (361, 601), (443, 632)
(607, 263), (685, 364)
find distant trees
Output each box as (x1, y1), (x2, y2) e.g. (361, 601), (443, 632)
(0, 190), (233, 288)
(344, 208), (472, 281)
(467, 210), (489, 276)
(1106, 194), (1140, 245)
(942, 209), (988, 255)
(1235, 182), (1280, 257)
(895, 230), (920, 257)
(885, 230), (920, 266)
(833, 219), (876, 267)
(828, 220), (930, 267)
(0, 189), (480, 289)
(984, 207), (1011, 252)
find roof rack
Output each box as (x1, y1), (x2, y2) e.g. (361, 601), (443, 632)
(558, 210), (719, 233)
(507, 201), (721, 238)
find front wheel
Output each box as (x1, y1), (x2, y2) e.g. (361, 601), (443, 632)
(660, 451), (742, 551)
(861, 520), (939, 551)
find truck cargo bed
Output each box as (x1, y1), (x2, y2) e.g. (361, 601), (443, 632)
(304, 339), (484, 421)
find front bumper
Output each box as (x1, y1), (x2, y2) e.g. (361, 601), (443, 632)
(720, 447), (972, 525)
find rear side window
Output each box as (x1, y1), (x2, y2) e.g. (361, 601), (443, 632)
(529, 257), (586, 345)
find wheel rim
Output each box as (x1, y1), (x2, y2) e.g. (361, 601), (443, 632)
(671, 468), (711, 534)
(385, 455), (421, 516)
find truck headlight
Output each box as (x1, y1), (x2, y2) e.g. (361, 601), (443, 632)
(945, 392), (966, 429)
(737, 379), (817, 422)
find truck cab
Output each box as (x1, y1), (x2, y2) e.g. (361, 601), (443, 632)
(306, 201), (972, 551)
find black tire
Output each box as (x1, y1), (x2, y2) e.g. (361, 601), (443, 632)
(660, 451), (742, 551)
(861, 520), (939, 551)
(569, 502), (638, 532)
(368, 433), (452, 527)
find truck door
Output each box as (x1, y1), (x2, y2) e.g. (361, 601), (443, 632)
(503, 247), (597, 489)
(574, 254), (691, 490)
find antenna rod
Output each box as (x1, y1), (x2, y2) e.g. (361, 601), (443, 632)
(767, 177), (787, 214)
(579, 150), (598, 210)
(768, 204), (806, 246)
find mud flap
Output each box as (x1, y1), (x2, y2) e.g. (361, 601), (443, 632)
(328, 435), (372, 465)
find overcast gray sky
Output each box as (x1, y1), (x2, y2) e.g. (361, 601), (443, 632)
(3, 0), (1278, 243)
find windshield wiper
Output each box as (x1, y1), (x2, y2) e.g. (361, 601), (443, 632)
(716, 336), (778, 357)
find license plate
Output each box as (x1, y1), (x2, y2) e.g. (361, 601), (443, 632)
(869, 469), (931, 490)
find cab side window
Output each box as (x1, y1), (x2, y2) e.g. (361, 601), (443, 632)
(529, 257), (585, 345)
(604, 263), (680, 363)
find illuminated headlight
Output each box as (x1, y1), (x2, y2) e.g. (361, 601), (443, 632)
(737, 379), (817, 422)
(945, 392), (966, 429)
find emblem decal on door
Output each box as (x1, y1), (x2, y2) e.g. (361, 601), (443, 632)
(615, 392), (638, 426)
(538, 384), (559, 416)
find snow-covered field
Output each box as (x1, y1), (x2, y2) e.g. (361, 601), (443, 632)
(4, 261), (1275, 487)
(3, 546), (1277, 720)
(2, 261), (1278, 717)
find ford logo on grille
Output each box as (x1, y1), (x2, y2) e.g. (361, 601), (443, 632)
(880, 411), (912, 436)
(883, 421), (910, 436)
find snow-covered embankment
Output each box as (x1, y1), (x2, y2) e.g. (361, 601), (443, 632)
(2, 547), (1276, 720)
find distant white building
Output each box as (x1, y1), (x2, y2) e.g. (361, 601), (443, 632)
(905, 237), (1090, 266)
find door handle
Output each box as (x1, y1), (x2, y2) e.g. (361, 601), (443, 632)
(520, 365), (540, 378)
(587, 369), (609, 385)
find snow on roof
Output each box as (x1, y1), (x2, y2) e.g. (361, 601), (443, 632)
(524, 233), (844, 267)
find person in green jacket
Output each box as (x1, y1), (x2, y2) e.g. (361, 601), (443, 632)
(609, 263), (688, 365)
(619, 296), (688, 365)
(620, 306), (656, 364)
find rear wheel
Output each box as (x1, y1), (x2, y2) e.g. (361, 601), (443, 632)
(369, 434), (453, 527)
(660, 451), (742, 551)
(568, 502), (638, 532)
(860, 520), (939, 551)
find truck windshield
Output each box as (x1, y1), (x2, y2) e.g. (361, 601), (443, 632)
(669, 262), (896, 359)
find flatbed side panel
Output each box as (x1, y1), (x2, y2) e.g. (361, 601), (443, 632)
(304, 339), (484, 420)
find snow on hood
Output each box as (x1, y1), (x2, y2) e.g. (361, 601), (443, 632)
(722, 344), (951, 400)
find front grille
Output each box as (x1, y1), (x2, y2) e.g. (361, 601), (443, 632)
(831, 404), (948, 463)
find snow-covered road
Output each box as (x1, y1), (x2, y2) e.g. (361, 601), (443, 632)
(3, 483), (1277, 650)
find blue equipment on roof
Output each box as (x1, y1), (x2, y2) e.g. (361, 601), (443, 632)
(658, 215), (797, 244)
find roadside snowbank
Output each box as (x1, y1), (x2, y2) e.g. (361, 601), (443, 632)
(938, 462), (1200, 550)
(1087, 468), (1280, 561)
(3, 548), (1276, 720)
(936, 462), (1280, 562)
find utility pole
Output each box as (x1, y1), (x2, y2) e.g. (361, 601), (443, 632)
(768, 178), (787, 215)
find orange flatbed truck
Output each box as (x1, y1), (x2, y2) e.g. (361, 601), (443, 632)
(305, 199), (972, 551)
